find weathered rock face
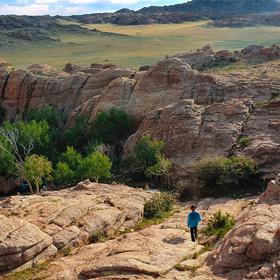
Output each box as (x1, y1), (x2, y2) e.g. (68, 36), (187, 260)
(208, 176), (280, 279)
(124, 99), (250, 183)
(0, 49), (280, 182)
(0, 182), (151, 273)
(237, 99), (280, 179)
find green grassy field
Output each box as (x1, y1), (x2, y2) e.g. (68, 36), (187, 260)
(1, 21), (280, 70)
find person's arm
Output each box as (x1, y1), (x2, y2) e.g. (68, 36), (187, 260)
(187, 214), (190, 228)
(198, 213), (202, 222)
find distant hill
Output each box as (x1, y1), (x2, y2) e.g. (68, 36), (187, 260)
(68, 0), (280, 25)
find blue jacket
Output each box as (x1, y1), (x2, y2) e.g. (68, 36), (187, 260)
(187, 211), (202, 228)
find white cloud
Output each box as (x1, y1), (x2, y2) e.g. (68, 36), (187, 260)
(0, 4), (49, 15)
(69, 0), (140, 4)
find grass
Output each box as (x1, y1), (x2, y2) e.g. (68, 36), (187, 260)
(238, 137), (252, 149)
(3, 263), (49, 280)
(1, 21), (280, 70)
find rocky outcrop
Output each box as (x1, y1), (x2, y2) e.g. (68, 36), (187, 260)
(11, 195), (252, 280)
(124, 99), (250, 184)
(208, 176), (280, 279)
(0, 182), (151, 273)
(0, 48), (280, 182)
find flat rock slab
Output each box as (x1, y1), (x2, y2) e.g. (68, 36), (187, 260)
(0, 182), (151, 273)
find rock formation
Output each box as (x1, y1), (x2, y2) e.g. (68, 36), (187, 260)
(207, 175), (280, 279)
(0, 45), (280, 186)
(0, 182), (151, 273)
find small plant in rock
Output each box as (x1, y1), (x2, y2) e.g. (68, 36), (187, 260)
(203, 211), (235, 238)
(144, 192), (175, 219)
(238, 137), (252, 149)
(91, 230), (108, 243)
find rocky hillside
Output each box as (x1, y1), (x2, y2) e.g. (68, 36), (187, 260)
(211, 12), (280, 27)
(69, 0), (280, 25)
(0, 15), (111, 48)
(1, 175), (280, 279)
(0, 45), (280, 187)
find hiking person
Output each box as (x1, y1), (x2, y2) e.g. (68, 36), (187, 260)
(187, 205), (202, 242)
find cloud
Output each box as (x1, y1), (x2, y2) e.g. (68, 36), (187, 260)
(0, 3), (49, 15)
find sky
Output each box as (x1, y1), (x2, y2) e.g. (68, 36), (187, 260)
(0, 0), (188, 16)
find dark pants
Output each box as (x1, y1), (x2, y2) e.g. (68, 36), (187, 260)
(190, 227), (197, 242)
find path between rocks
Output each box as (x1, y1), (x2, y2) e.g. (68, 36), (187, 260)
(20, 196), (254, 280)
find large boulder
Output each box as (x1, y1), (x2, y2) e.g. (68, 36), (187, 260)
(208, 176), (280, 279)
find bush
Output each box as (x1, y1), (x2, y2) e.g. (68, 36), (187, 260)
(134, 136), (164, 169)
(92, 109), (135, 146)
(133, 136), (172, 186)
(63, 116), (89, 150)
(53, 162), (75, 185)
(203, 211), (235, 238)
(61, 146), (83, 171)
(80, 151), (112, 183)
(238, 137), (252, 149)
(144, 192), (175, 219)
(26, 106), (66, 129)
(193, 156), (262, 196)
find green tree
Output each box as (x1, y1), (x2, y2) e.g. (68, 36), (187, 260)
(63, 116), (89, 150)
(134, 136), (164, 169)
(92, 109), (135, 146)
(0, 135), (17, 176)
(80, 151), (112, 183)
(23, 154), (53, 193)
(53, 162), (74, 186)
(26, 106), (65, 130)
(61, 146), (83, 171)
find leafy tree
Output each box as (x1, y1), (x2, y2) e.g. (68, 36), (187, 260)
(26, 106), (65, 130)
(194, 156), (262, 196)
(63, 116), (89, 150)
(61, 146), (83, 171)
(146, 154), (172, 178)
(92, 109), (135, 146)
(23, 154), (52, 193)
(1, 120), (50, 159)
(0, 135), (17, 176)
(133, 136), (172, 185)
(53, 162), (74, 186)
(80, 151), (112, 183)
(134, 136), (164, 169)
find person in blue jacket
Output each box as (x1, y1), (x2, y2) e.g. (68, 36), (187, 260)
(187, 205), (202, 242)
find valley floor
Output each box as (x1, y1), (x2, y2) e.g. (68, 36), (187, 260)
(1, 21), (280, 69)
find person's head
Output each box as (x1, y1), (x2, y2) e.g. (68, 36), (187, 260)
(190, 205), (197, 212)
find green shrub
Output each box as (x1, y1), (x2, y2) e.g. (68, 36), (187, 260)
(134, 136), (164, 168)
(238, 137), (252, 149)
(53, 162), (75, 185)
(61, 146), (83, 171)
(193, 156), (262, 196)
(133, 136), (172, 185)
(92, 109), (135, 146)
(80, 151), (112, 183)
(144, 192), (175, 219)
(203, 211), (235, 238)
(26, 106), (66, 129)
(63, 116), (89, 150)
